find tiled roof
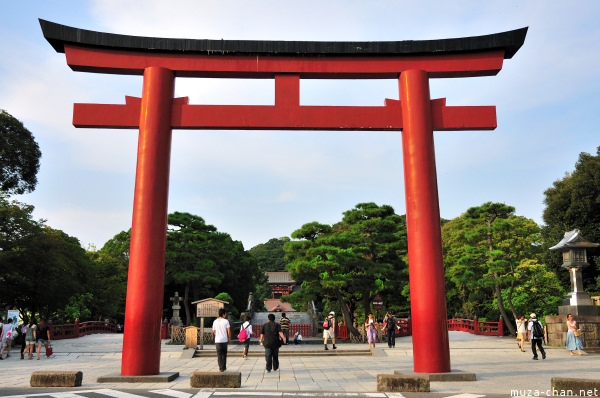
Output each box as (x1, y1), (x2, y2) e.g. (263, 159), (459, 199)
(264, 299), (296, 312)
(266, 272), (295, 284)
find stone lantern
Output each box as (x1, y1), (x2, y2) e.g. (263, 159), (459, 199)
(550, 229), (599, 316)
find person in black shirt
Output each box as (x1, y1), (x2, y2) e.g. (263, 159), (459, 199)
(383, 310), (397, 348)
(36, 319), (51, 360)
(259, 313), (286, 372)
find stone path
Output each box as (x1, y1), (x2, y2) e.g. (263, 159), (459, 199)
(0, 331), (598, 395)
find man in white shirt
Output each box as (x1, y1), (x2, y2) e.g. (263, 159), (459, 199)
(212, 309), (231, 372)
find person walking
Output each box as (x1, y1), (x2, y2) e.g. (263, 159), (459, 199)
(566, 313), (584, 356)
(0, 318), (16, 359)
(36, 319), (51, 360)
(259, 313), (286, 372)
(212, 309), (231, 372)
(323, 311), (337, 350)
(365, 313), (378, 349)
(527, 313), (546, 360)
(23, 319), (37, 360)
(279, 313), (291, 345)
(516, 314), (528, 352)
(240, 315), (252, 359)
(19, 323), (27, 360)
(383, 310), (397, 348)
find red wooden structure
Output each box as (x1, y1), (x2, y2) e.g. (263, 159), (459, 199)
(337, 317), (503, 340)
(250, 323), (312, 338)
(41, 19), (526, 375)
(49, 320), (117, 340)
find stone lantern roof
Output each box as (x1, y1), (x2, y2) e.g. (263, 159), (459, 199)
(549, 229), (599, 251)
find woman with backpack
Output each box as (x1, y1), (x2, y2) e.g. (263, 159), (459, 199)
(239, 315), (252, 359)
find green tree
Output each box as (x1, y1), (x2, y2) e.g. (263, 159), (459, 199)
(165, 212), (260, 324)
(58, 293), (94, 322)
(249, 237), (290, 272)
(0, 110), (41, 195)
(442, 202), (545, 334)
(1, 225), (93, 321)
(98, 229), (131, 270)
(542, 147), (600, 292)
(86, 248), (128, 321)
(501, 259), (565, 319)
(284, 203), (408, 336)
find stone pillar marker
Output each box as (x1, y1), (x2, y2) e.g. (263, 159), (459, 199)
(549, 229), (599, 316)
(546, 229), (600, 350)
(170, 292), (183, 326)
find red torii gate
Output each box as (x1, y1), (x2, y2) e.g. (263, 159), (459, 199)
(41, 20), (527, 376)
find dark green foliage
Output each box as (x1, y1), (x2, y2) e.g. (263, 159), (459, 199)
(542, 147), (600, 292)
(284, 203), (408, 335)
(0, 198), (94, 321)
(0, 110), (41, 195)
(442, 202), (560, 328)
(165, 212), (260, 324)
(248, 237), (290, 272)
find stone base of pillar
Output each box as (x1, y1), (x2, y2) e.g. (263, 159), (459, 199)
(558, 305), (599, 316)
(545, 314), (600, 350)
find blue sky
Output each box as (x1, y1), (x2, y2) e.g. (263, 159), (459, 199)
(1, 1), (599, 250)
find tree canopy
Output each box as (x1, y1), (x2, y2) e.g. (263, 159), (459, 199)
(442, 202), (562, 331)
(284, 203), (408, 335)
(542, 146), (600, 292)
(0, 110), (41, 195)
(165, 212), (261, 324)
(249, 237), (290, 272)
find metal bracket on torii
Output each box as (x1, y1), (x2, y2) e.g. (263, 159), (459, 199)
(41, 19), (527, 376)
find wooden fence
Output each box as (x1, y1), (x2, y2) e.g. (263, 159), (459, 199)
(250, 323), (313, 338)
(165, 316), (503, 343)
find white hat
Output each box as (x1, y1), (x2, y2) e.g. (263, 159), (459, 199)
(530, 313), (536, 318)
(329, 311), (335, 315)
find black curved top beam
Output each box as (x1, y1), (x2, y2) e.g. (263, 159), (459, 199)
(40, 19), (527, 59)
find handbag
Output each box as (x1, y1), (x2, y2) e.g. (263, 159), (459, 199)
(574, 330), (581, 337)
(46, 344), (53, 357)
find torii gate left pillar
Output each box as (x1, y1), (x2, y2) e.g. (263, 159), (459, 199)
(40, 19), (527, 376)
(122, 67), (174, 375)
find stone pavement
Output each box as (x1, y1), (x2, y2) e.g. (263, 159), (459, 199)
(0, 331), (599, 395)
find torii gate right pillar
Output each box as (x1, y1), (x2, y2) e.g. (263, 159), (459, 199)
(400, 69), (450, 373)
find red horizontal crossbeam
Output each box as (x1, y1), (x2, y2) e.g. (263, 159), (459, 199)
(64, 45), (504, 79)
(73, 97), (495, 131)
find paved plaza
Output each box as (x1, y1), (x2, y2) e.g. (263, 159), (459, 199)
(0, 331), (599, 396)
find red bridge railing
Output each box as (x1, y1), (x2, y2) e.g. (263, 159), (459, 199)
(49, 320), (117, 340)
(337, 317), (503, 340)
(447, 317), (504, 336)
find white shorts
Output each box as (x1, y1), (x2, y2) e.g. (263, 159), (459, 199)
(324, 329), (335, 339)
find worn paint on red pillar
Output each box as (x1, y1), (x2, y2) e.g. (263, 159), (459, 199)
(121, 67), (174, 376)
(400, 69), (451, 373)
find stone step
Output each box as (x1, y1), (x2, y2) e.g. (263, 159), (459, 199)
(192, 348), (372, 358)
